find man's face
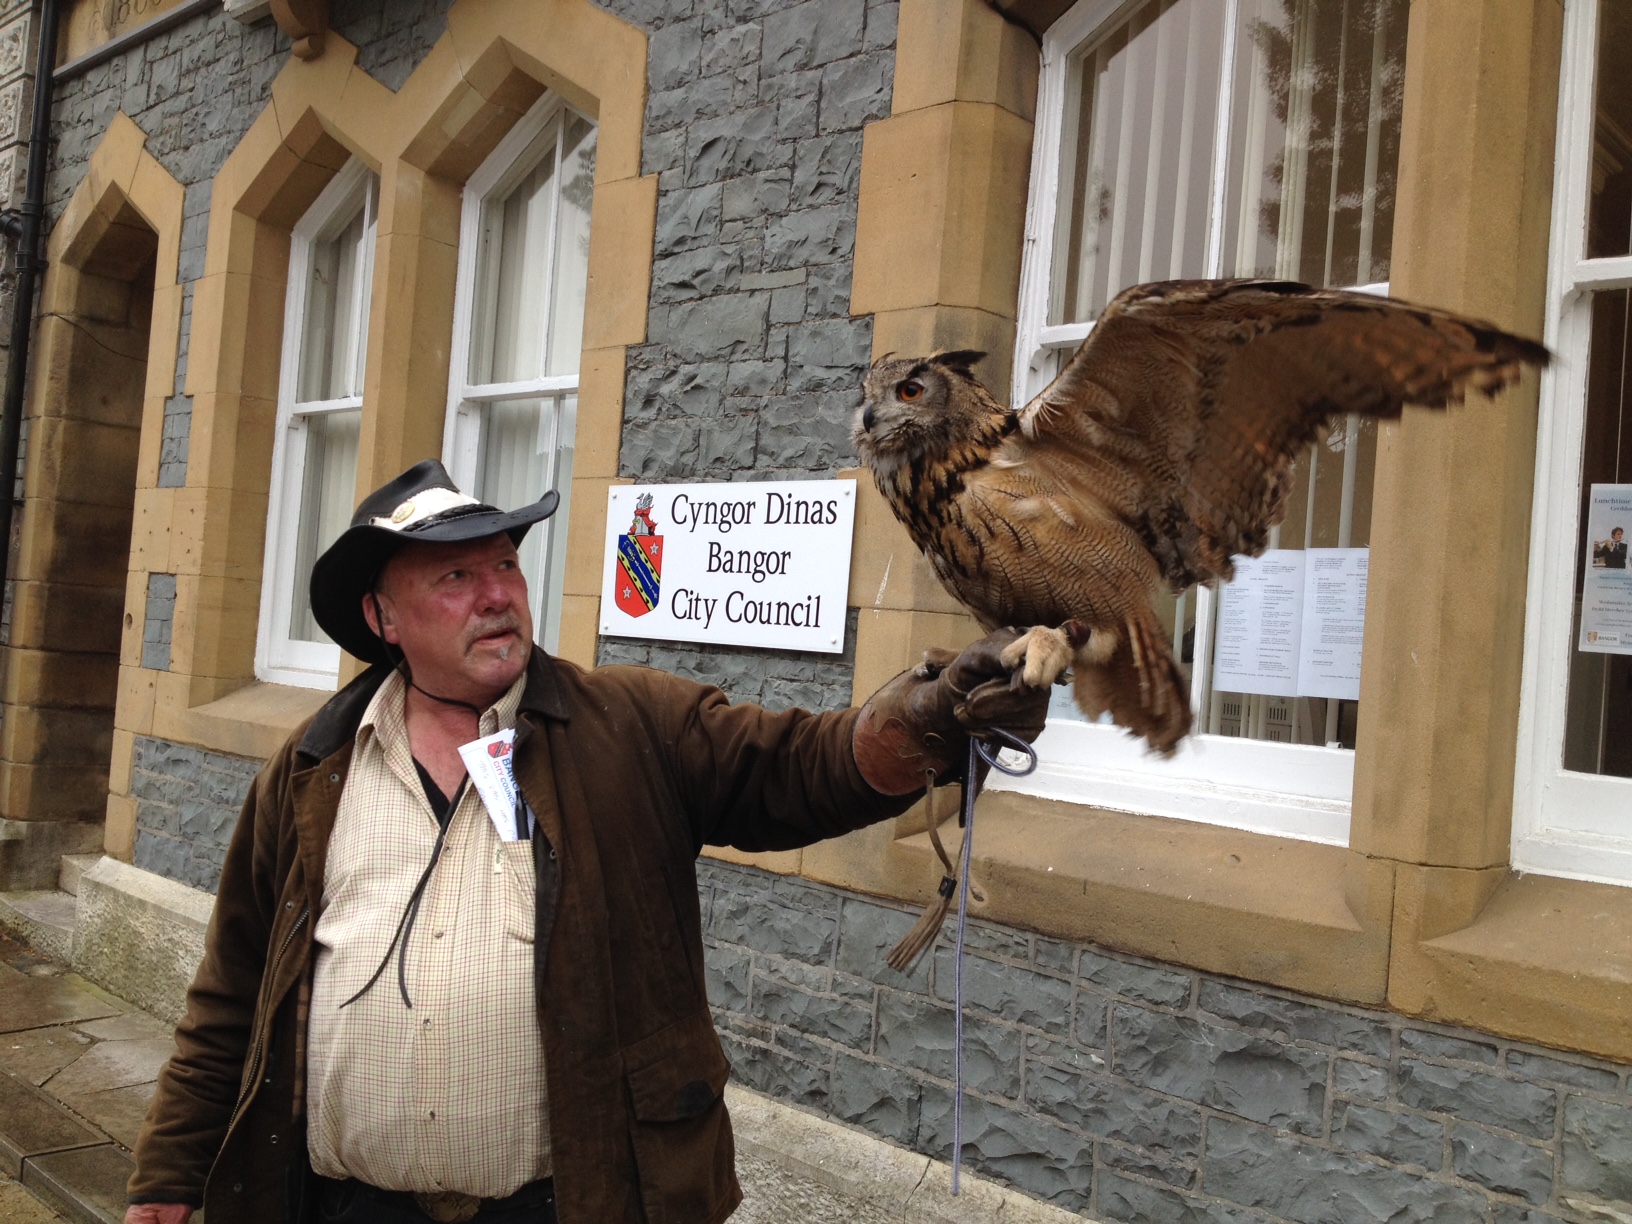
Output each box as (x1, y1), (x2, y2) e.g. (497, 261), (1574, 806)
(1615, 530), (1625, 542)
(365, 533), (533, 700)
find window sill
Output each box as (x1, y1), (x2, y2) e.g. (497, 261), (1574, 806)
(1391, 864), (1632, 1062)
(994, 720), (1354, 846)
(150, 678), (332, 761)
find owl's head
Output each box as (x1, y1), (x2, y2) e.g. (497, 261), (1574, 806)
(853, 350), (1005, 471)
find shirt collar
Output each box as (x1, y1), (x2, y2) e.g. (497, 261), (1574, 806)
(357, 668), (530, 756)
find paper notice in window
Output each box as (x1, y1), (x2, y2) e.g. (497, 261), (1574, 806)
(457, 729), (532, 841)
(1213, 551), (1305, 697)
(1296, 549), (1369, 700)
(1580, 484), (1632, 656)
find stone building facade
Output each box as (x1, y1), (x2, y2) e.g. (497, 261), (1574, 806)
(0, 0), (1628, 1222)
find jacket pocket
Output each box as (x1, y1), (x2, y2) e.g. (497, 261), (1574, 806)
(624, 1010), (737, 1224)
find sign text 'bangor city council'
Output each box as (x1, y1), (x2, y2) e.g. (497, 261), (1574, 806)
(599, 480), (856, 653)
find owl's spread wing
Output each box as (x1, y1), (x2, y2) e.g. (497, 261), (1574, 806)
(1014, 279), (1549, 588)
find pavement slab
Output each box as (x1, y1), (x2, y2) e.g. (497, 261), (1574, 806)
(24, 1145), (133, 1224)
(0, 1070), (103, 1179)
(43, 1038), (175, 1099)
(59, 1083), (157, 1151)
(0, 1028), (97, 1087)
(74, 1014), (171, 1044)
(0, 964), (121, 1036)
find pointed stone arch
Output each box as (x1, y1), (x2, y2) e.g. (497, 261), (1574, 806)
(0, 114), (183, 876)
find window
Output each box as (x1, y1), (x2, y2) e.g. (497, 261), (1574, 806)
(444, 95), (595, 654)
(1515, 0), (1632, 884)
(998, 0), (1407, 841)
(257, 160), (378, 688)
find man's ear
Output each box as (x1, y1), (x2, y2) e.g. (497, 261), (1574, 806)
(362, 592), (399, 645)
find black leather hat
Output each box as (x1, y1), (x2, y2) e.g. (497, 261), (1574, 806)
(309, 459), (559, 665)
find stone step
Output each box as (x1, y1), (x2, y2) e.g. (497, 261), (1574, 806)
(56, 857), (102, 899)
(0, 891), (76, 964)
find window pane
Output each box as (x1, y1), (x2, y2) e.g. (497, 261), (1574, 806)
(471, 128), (560, 385)
(1223, 0), (1407, 285)
(547, 117), (596, 377)
(298, 198), (371, 403)
(1563, 290), (1632, 777)
(1589, 0), (1632, 259)
(1050, 0), (1225, 324)
(475, 398), (556, 626)
(288, 409), (362, 644)
(1203, 413), (1378, 748)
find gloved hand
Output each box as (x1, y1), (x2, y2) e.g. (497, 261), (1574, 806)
(852, 627), (1053, 796)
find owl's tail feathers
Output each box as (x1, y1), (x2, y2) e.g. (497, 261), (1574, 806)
(1073, 616), (1190, 755)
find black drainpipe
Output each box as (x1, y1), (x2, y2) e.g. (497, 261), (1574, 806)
(0, 0), (63, 613)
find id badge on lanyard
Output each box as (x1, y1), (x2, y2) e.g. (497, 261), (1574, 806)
(457, 730), (533, 841)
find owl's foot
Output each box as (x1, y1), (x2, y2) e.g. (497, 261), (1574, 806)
(1001, 621), (1090, 688)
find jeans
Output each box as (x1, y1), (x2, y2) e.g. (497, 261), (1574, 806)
(315, 1177), (558, 1223)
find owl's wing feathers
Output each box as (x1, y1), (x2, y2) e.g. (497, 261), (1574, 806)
(1015, 279), (1549, 589)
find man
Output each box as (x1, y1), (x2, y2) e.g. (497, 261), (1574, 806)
(1596, 526), (1627, 569)
(125, 461), (1050, 1224)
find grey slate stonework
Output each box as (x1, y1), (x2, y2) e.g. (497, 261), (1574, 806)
(141, 572), (176, 671)
(47, 1), (456, 487)
(698, 857), (1632, 1224)
(594, 0), (896, 711)
(130, 734), (260, 891)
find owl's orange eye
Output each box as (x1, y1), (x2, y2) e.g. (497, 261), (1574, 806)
(898, 380), (924, 401)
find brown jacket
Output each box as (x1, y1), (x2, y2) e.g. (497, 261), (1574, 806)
(130, 650), (911, 1223)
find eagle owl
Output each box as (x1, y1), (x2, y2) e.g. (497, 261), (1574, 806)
(854, 279), (1549, 754)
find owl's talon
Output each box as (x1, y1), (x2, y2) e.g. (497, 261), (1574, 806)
(1002, 626), (1076, 689)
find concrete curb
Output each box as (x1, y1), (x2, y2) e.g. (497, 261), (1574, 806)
(72, 858), (213, 1026)
(0, 890), (75, 963)
(726, 1084), (1095, 1222)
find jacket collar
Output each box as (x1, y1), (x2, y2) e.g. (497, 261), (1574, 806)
(295, 648), (571, 764)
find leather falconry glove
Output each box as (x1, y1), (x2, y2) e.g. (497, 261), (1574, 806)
(853, 627), (1053, 797)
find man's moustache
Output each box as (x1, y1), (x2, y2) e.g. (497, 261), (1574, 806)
(464, 617), (521, 651)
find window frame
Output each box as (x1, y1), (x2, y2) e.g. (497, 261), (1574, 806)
(255, 158), (378, 690)
(442, 92), (588, 656)
(1513, 0), (1632, 885)
(996, 0), (1395, 844)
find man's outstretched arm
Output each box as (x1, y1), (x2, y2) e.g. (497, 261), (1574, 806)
(672, 628), (1051, 851)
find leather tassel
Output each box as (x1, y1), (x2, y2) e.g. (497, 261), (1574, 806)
(887, 772), (976, 972)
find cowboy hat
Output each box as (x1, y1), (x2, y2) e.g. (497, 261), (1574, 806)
(309, 459), (559, 664)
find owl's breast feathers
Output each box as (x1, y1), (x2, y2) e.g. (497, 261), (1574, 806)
(874, 417), (1144, 631)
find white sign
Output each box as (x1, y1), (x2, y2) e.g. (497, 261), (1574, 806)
(1580, 483), (1632, 655)
(600, 480), (856, 653)
(1213, 548), (1370, 701)
(1214, 551), (1305, 697)
(1296, 549), (1368, 699)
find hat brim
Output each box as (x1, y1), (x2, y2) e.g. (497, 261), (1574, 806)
(308, 490), (560, 665)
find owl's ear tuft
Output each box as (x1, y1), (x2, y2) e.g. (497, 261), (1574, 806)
(931, 350), (988, 376)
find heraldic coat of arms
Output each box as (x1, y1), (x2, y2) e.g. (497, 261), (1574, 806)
(615, 493), (662, 618)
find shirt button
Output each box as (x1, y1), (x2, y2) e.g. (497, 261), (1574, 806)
(434, 930), (445, 939)
(422, 1018), (431, 1028)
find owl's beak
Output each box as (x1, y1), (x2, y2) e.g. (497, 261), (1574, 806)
(861, 403), (876, 433)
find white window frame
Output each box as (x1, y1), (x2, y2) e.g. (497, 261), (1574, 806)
(994, 0), (1395, 844)
(255, 159), (377, 690)
(442, 92), (587, 655)
(1513, 0), (1632, 886)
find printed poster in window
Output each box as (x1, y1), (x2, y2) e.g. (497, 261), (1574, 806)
(1580, 484), (1632, 656)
